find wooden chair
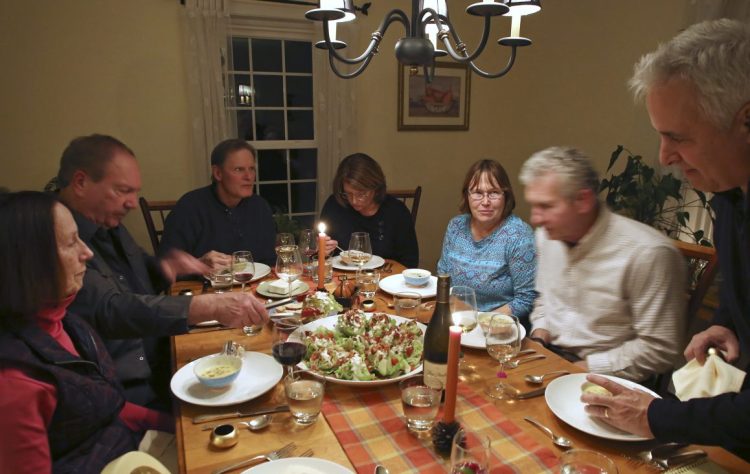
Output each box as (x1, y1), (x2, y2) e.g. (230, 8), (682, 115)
(386, 186), (422, 226)
(139, 197), (177, 254)
(673, 240), (719, 324)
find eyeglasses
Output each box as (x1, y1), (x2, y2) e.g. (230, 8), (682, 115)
(468, 190), (504, 202)
(339, 190), (372, 202)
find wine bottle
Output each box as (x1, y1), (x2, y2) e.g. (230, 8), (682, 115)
(423, 274), (451, 392)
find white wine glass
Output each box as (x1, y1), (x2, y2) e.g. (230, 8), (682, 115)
(275, 232), (296, 259)
(275, 245), (303, 296)
(347, 232), (372, 271)
(484, 313), (521, 400)
(231, 250), (254, 293)
(450, 286), (478, 333)
(299, 229), (317, 276)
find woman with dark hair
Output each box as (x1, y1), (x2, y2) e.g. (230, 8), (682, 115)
(437, 160), (536, 324)
(320, 153), (419, 267)
(0, 192), (172, 473)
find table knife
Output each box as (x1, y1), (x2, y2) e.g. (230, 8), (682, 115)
(514, 386), (547, 399)
(192, 405), (290, 424)
(265, 298), (294, 310)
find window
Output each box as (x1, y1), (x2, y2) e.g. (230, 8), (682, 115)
(229, 35), (317, 229)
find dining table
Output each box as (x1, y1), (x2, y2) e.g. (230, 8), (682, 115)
(169, 259), (750, 473)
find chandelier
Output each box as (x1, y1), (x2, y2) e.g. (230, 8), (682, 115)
(305, 0), (541, 80)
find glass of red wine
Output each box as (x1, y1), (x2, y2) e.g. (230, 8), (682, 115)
(272, 317), (304, 378)
(231, 250), (254, 293)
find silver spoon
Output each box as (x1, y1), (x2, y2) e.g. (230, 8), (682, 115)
(374, 465), (390, 474)
(524, 417), (573, 449)
(524, 370), (570, 385)
(201, 414), (272, 432)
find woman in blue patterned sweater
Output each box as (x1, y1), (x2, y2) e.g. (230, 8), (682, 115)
(437, 160), (537, 328)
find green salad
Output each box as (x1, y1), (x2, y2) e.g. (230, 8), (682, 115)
(301, 310), (424, 381)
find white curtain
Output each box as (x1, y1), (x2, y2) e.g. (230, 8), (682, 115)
(313, 25), (358, 206)
(182, 0), (236, 185)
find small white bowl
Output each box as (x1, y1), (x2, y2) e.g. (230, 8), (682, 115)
(193, 354), (242, 389)
(402, 268), (432, 286)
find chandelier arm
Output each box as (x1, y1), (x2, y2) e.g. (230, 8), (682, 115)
(327, 48), (376, 79)
(467, 45), (519, 79)
(323, 9), (410, 66)
(434, 15), (492, 63)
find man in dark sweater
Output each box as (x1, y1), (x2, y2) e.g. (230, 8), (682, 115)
(160, 139), (276, 267)
(580, 19), (750, 460)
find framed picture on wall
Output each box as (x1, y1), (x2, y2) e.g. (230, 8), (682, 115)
(398, 62), (471, 131)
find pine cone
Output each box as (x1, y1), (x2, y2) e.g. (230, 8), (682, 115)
(432, 420), (461, 455)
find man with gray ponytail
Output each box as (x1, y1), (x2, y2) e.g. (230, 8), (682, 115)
(581, 19), (750, 459)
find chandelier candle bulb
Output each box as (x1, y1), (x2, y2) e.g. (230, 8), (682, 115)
(511, 15), (521, 38)
(443, 325), (462, 424)
(317, 222), (327, 290)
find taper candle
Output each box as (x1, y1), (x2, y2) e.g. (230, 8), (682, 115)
(317, 222), (327, 290)
(443, 325), (462, 424)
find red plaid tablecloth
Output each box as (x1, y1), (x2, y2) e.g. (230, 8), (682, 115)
(322, 382), (559, 473)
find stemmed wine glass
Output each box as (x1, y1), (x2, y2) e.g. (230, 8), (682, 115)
(347, 232), (372, 271)
(272, 317), (304, 379)
(484, 313), (521, 399)
(231, 250), (254, 293)
(299, 229), (318, 276)
(275, 245), (303, 296)
(450, 428), (490, 474)
(450, 286), (478, 333)
(275, 232), (296, 259)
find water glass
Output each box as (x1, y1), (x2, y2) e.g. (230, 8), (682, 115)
(356, 269), (380, 299)
(310, 256), (333, 284)
(399, 376), (440, 432)
(559, 449), (618, 474)
(450, 428), (491, 474)
(299, 229), (318, 276)
(451, 286), (478, 333)
(394, 292), (422, 319)
(347, 232), (372, 270)
(275, 245), (303, 295)
(284, 372), (325, 425)
(207, 267), (233, 293)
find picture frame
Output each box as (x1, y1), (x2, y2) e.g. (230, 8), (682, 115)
(398, 62), (471, 131)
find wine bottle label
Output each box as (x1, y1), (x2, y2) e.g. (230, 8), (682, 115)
(423, 360), (447, 391)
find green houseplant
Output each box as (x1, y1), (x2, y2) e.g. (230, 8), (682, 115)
(598, 145), (713, 246)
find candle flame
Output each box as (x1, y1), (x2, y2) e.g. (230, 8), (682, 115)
(318, 222), (326, 233)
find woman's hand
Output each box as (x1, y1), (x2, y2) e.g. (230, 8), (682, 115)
(324, 236), (338, 255)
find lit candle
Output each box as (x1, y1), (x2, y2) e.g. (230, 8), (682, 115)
(443, 324), (462, 424)
(317, 222), (327, 290)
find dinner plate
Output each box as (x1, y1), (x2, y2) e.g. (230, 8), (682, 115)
(233, 262), (271, 284)
(289, 313), (426, 387)
(378, 274), (438, 298)
(256, 280), (310, 299)
(545, 373), (659, 441)
(460, 316), (527, 349)
(241, 457), (354, 474)
(331, 254), (386, 271)
(170, 352), (282, 407)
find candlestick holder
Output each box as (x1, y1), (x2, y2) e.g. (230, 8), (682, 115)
(432, 419), (461, 455)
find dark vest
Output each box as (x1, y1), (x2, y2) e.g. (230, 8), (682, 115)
(0, 313), (138, 473)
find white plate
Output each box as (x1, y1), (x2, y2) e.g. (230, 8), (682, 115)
(378, 274), (438, 298)
(256, 280), (310, 299)
(332, 254), (386, 271)
(290, 313), (426, 387)
(170, 352), (282, 407)
(545, 373), (659, 441)
(233, 262), (271, 284)
(242, 457), (354, 474)
(461, 317), (527, 349)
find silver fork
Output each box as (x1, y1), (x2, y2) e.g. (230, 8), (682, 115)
(212, 442), (296, 474)
(626, 442), (690, 467)
(298, 448), (314, 457)
(506, 354), (546, 368)
(653, 450), (708, 470)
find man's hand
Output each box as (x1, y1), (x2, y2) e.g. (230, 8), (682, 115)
(581, 374), (655, 438)
(160, 250), (211, 283)
(188, 292), (268, 328)
(530, 328), (552, 345)
(684, 325), (739, 364)
(199, 251), (232, 270)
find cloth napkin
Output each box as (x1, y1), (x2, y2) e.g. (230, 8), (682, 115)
(673, 353), (746, 401)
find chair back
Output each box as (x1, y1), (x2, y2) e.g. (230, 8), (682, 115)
(139, 197), (177, 254)
(386, 186), (422, 225)
(673, 240), (718, 324)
